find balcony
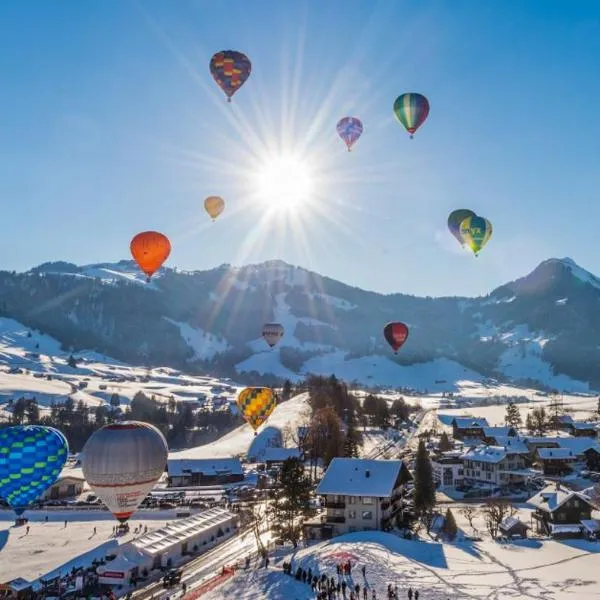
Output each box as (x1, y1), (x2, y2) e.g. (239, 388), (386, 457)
(325, 501), (346, 509)
(325, 515), (346, 524)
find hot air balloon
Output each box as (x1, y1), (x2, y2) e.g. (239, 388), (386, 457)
(0, 426), (68, 517)
(383, 322), (409, 354)
(393, 93), (430, 138)
(448, 209), (477, 246)
(459, 215), (493, 256)
(237, 387), (276, 435)
(130, 231), (171, 282)
(262, 323), (284, 348)
(82, 421), (168, 522)
(336, 117), (363, 152)
(204, 196), (225, 221)
(209, 50), (252, 102)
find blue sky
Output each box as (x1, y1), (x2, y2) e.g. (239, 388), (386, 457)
(1, 0), (599, 297)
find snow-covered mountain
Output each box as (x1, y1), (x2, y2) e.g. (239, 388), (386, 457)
(2, 257), (600, 391)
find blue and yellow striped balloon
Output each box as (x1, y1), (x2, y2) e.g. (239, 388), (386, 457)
(0, 425), (69, 516)
(459, 215), (493, 256)
(237, 387), (277, 433)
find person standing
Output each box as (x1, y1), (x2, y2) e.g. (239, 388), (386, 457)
(414, 592), (419, 600)
(408, 589), (413, 600)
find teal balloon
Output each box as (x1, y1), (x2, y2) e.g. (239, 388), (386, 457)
(0, 426), (69, 515)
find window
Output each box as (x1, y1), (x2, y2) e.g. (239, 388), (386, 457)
(362, 497), (373, 505)
(348, 496), (357, 504)
(361, 511), (373, 520)
(348, 510), (356, 519)
(486, 473), (491, 480)
(556, 512), (565, 521)
(573, 500), (580, 508)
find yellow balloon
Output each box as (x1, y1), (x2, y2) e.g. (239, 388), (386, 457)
(204, 196), (225, 221)
(459, 215), (493, 256)
(236, 387), (276, 432)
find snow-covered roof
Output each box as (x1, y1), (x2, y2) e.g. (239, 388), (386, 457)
(555, 438), (600, 455)
(132, 507), (236, 556)
(263, 447), (300, 462)
(537, 448), (576, 460)
(557, 415), (575, 424)
(569, 421), (597, 430)
(528, 484), (590, 513)
(521, 436), (561, 446)
(499, 516), (528, 532)
(452, 416), (489, 429)
(549, 524), (583, 534)
(461, 445), (522, 463)
(483, 426), (515, 437)
(316, 458), (405, 497)
(167, 457), (243, 477)
(580, 519), (600, 533)
(492, 437), (529, 453)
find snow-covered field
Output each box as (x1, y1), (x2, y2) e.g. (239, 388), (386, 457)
(0, 509), (175, 583)
(206, 530), (600, 600)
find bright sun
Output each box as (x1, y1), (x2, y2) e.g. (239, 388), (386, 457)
(256, 155), (313, 212)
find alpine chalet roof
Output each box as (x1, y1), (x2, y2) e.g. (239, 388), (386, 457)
(316, 458), (405, 497)
(528, 484), (590, 513)
(167, 457), (243, 477)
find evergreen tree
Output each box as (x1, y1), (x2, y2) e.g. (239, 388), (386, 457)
(391, 397), (409, 422)
(438, 431), (453, 452)
(362, 394), (378, 418)
(597, 396), (600, 417)
(373, 398), (391, 429)
(282, 380), (293, 401)
(26, 399), (40, 424)
(110, 393), (121, 409)
(525, 411), (534, 434)
(12, 398), (26, 424)
(442, 508), (458, 540)
(343, 411), (363, 458)
(413, 440), (436, 517)
(67, 354), (78, 368)
(504, 401), (522, 429)
(269, 457), (313, 547)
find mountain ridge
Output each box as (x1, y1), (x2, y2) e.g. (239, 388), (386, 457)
(1, 256), (599, 391)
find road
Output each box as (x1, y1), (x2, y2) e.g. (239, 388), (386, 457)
(130, 525), (273, 600)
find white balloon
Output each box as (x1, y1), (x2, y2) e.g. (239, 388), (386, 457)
(262, 323), (284, 348)
(82, 421), (168, 522)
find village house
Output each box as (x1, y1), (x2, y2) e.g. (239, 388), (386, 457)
(566, 421), (598, 438)
(481, 426), (517, 445)
(583, 446), (600, 471)
(431, 451), (464, 489)
(528, 483), (596, 538)
(304, 458), (413, 540)
(461, 445), (529, 489)
(263, 447), (301, 468)
(535, 448), (577, 476)
(167, 458), (244, 487)
(451, 417), (489, 441)
(41, 473), (86, 500)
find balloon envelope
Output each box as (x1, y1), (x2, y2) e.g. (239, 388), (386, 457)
(460, 215), (493, 255)
(262, 323), (284, 348)
(383, 322), (409, 354)
(336, 117), (363, 151)
(448, 209), (476, 245)
(204, 196), (225, 220)
(0, 426), (68, 516)
(237, 387), (276, 431)
(393, 93), (430, 137)
(82, 421), (168, 522)
(209, 50), (252, 101)
(130, 231), (171, 281)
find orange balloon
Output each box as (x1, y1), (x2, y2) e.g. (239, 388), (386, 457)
(130, 231), (171, 281)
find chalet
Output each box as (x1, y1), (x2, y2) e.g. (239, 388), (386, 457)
(431, 451), (464, 489)
(566, 421), (598, 438)
(581, 519), (600, 541)
(482, 426), (517, 445)
(535, 448), (577, 476)
(305, 458), (413, 540)
(499, 516), (529, 539)
(461, 446), (529, 488)
(263, 447), (301, 467)
(522, 437), (561, 458)
(555, 415), (575, 431)
(583, 446), (600, 471)
(451, 417), (489, 441)
(167, 458), (244, 487)
(528, 484), (595, 538)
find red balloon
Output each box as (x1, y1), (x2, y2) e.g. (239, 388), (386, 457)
(383, 322), (409, 354)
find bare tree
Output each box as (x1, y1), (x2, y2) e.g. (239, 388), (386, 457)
(460, 505), (478, 535)
(482, 500), (516, 539)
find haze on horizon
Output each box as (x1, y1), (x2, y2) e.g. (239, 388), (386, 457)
(1, 0), (599, 297)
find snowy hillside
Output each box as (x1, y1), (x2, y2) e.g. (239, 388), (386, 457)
(3, 256), (600, 391)
(169, 392), (311, 461)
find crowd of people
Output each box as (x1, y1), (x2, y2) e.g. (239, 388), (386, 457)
(279, 559), (430, 600)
